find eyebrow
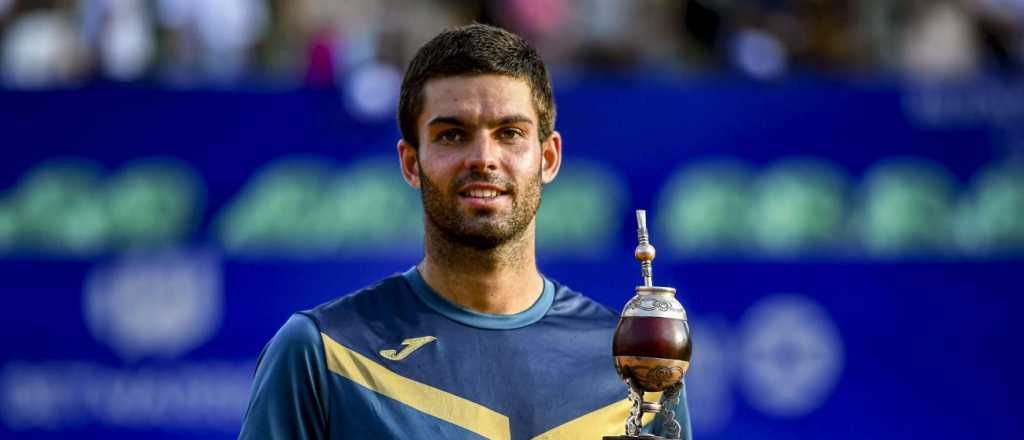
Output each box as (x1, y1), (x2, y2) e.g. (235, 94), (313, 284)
(495, 114), (534, 126)
(426, 114), (535, 127)
(426, 116), (465, 127)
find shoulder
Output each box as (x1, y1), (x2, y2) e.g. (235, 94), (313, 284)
(303, 273), (410, 328)
(256, 314), (324, 370)
(546, 278), (620, 324)
(300, 272), (421, 352)
(241, 314), (330, 439)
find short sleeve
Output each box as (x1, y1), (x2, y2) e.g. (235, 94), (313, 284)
(238, 314), (330, 440)
(644, 381), (693, 440)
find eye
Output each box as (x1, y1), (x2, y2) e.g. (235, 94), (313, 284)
(436, 129), (464, 144)
(497, 127), (525, 141)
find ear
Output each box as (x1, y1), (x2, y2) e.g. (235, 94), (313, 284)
(541, 131), (562, 184)
(397, 139), (421, 189)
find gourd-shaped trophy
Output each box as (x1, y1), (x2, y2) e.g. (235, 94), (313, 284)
(604, 210), (692, 440)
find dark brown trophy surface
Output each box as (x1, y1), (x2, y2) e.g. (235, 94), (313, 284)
(613, 316), (691, 360)
(612, 315), (691, 392)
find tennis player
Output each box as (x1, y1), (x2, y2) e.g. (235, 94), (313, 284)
(238, 23), (692, 440)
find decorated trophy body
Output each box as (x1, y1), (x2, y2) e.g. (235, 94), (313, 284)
(604, 210), (692, 440)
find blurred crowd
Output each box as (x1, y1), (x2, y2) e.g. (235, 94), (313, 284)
(0, 0), (1022, 89)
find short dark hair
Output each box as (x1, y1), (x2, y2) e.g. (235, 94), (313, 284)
(398, 24), (556, 148)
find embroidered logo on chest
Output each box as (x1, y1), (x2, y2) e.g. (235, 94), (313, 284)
(379, 336), (437, 361)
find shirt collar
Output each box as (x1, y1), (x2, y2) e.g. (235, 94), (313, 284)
(402, 266), (554, 330)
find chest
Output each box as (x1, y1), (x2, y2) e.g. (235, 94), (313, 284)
(324, 320), (630, 439)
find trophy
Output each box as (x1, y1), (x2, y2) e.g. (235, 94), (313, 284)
(604, 210), (692, 440)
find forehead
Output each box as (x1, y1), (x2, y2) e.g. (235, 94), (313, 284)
(419, 74), (537, 125)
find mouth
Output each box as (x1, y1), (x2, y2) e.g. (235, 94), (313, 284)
(458, 184), (509, 199)
(457, 184), (510, 208)
(460, 188), (505, 199)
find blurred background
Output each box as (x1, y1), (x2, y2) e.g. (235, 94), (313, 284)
(1, 0), (1022, 439)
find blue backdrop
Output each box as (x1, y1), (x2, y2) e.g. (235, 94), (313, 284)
(0, 76), (1021, 439)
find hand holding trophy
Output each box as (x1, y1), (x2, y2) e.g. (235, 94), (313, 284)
(604, 210), (692, 440)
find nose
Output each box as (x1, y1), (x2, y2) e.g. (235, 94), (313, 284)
(464, 134), (500, 172)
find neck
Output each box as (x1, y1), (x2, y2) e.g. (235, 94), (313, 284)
(418, 219), (544, 315)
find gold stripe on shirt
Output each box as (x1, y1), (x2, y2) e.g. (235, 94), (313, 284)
(531, 392), (662, 439)
(320, 332), (511, 440)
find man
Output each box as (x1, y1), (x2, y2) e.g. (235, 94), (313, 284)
(238, 24), (692, 439)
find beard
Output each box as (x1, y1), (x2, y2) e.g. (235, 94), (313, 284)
(419, 166), (542, 250)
